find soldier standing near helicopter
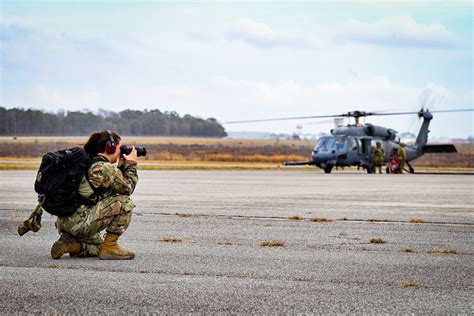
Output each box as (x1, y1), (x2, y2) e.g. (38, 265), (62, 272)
(397, 143), (407, 173)
(371, 141), (385, 174)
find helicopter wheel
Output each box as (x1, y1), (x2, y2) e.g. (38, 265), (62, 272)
(324, 165), (333, 174)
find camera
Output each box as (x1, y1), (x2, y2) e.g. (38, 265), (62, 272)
(120, 145), (147, 157)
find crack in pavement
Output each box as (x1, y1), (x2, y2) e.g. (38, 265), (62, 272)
(153, 212), (474, 227)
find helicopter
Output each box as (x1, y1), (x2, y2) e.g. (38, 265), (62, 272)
(224, 108), (473, 173)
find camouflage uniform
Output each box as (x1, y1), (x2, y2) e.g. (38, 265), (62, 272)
(397, 146), (407, 173)
(371, 143), (385, 174)
(56, 158), (138, 257)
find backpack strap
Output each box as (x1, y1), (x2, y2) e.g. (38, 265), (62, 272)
(18, 195), (45, 236)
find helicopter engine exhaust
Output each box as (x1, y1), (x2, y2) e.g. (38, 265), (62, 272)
(364, 125), (397, 140)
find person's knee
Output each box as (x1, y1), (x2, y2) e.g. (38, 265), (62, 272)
(106, 209), (132, 235)
(102, 195), (135, 216)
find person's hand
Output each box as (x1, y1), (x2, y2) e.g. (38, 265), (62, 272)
(122, 146), (138, 163)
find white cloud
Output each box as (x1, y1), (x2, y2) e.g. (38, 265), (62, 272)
(335, 15), (462, 49)
(224, 19), (312, 48)
(226, 19), (276, 46)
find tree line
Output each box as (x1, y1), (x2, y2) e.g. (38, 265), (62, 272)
(0, 107), (227, 137)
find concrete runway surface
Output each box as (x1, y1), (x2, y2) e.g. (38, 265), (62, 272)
(1, 170), (473, 313)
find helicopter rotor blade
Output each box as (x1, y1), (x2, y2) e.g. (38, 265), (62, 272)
(423, 108), (473, 114)
(369, 108), (474, 116)
(223, 108), (474, 124)
(223, 114), (344, 124)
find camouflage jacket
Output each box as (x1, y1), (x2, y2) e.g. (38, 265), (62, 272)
(397, 147), (407, 160)
(371, 146), (385, 158)
(78, 157), (139, 204)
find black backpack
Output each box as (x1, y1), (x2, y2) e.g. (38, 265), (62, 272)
(34, 147), (93, 216)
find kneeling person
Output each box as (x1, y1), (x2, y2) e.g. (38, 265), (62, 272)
(51, 130), (139, 260)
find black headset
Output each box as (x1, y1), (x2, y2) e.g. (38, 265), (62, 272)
(105, 130), (116, 154)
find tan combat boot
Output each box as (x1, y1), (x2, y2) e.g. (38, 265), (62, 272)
(99, 233), (135, 260)
(51, 232), (81, 259)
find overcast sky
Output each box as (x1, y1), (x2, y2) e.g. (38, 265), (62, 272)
(0, 0), (472, 138)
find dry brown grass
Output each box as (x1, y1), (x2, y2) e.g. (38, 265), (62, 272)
(158, 236), (183, 243)
(2, 137), (473, 167)
(400, 247), (415, 253)
(202, 153), (307, 163)
(259, 240), (286, 247)
(288, 215), (303, 220)
(340, 217), (349, 221)
(370, 237), (387, 244)
(432, 249), (458, 255)
(294, 277), (307, 282)
(413, 144), (474, 168)
(401, 280), (418, 288)
(9, 210), (22, 220)
(367, 218), (377, 222)
(176, 213), (192, 218)
(47, 264), (62, 269)
(218, 241), (233, 246)
(409, 218), (426, 224)
(0, 163), (40, 170)
(0, 136), (312, 164)
(310, 217), (334, 222)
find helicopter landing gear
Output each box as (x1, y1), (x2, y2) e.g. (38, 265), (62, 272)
(366, 165), (374, 174)
(324, 165), (333, 174)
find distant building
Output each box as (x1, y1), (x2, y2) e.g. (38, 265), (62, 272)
(451, 138), (470, 144)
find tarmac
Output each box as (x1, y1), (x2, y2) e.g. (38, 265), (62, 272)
(1, 169), (473, 313)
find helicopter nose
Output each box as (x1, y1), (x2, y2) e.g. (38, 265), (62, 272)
(312, 152), (335, 165)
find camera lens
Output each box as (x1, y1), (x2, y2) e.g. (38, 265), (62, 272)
(120, 145), (147, 157)
(136, 147), (147, 157)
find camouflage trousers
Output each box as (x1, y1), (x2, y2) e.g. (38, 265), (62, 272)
(56, 195), (135, 257)
(374, 157), (383, 173)
(399, 159), (406, 173)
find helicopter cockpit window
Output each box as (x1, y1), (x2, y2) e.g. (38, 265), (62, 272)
(316, 137), (347, 150)
(316, 137), (333, 150)
(334, 138), (347, 150)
